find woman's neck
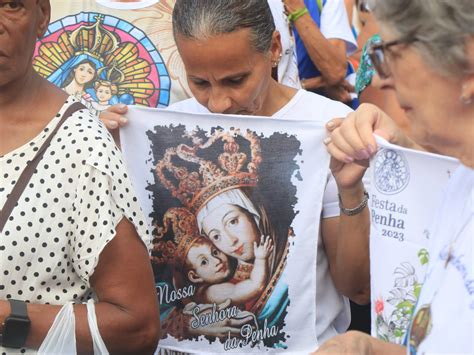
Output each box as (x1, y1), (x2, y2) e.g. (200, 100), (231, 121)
(256, 80), (298, 117)
(431, 107), (474, 169)
(0, 71), (68, 155)
(0, 69), (43, 122)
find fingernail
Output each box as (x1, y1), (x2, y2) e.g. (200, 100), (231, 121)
(109, 121), (118, 128)
(118, 104), (127, 109)
(344, 156), (354, 163)
(326, 120), (335, 128)
(367, 144), (375, 155)
(359, 149), (370, 159)
(120, 117), (128, 124)
(323, 137), (332, 145)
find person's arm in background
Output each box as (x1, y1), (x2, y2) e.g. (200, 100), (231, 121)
(284, 0), (348, 86)
(344, 0), (355, 27)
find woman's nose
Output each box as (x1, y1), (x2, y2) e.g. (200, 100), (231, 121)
(224, 231), (239, 246)
(207, 88), (232, 114)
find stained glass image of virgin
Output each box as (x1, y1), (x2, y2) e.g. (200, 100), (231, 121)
(33, 13), (171, 112)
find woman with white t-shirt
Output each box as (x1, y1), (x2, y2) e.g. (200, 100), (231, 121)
(317, 0), (474, 353)
(156, 0), (372, 347)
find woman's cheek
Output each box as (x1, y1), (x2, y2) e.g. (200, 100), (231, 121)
(215, 240), (231, 254)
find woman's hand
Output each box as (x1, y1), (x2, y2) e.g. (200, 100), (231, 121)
(99, 104), (129, 130)
(325, 103), (410, 190)
(324, 80), (355, 104)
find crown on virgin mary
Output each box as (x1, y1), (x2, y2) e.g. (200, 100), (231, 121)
(156, 128), (262, 214)
(69, 15), (119, 60)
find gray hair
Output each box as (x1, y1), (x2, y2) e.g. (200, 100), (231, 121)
(172, 0), (276, 53)
(369, 0), (474, 77)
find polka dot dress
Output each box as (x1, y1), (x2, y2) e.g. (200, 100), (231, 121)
(0, 97), (150, 354)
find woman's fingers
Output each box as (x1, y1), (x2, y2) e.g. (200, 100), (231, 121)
(326, 117), (344, 133)
(99, 104), (129, 130)
(340, 112), (372, 159)
(354, 103), (390, 153)
(326, 104), (390, 163)
(327, 114), (366, 161)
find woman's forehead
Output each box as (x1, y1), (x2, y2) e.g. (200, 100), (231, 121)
(208, 204), (241, 219)
(176, 29), (262, 72)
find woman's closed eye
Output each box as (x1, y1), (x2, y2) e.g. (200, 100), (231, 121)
(190, 78), (209, 87)
(225, 75), (246, 86)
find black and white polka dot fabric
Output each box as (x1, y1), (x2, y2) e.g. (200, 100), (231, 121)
(0, 97), (150, 354)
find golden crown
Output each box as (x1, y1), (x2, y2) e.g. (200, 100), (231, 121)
(156, 128), (262, 214)
(151, 207), (202, 268)
(69, 15), (119, 60)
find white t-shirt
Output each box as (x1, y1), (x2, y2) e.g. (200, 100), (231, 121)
(167, 89), (353, 342)
(407, 165), (474, 354)
(0, 97), (149, 354)
(321, 0), (357, 55)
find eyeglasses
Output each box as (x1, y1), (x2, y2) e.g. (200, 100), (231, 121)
(367, 37), (417, 79)
(357, 0), (371, 13)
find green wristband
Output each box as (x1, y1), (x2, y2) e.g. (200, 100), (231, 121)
(288, 7), (309, 23)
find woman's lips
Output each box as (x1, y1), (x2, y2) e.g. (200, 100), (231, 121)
(233, 245), (244, 256)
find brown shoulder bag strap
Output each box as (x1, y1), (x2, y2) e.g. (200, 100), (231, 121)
(0, 102), (86, 233)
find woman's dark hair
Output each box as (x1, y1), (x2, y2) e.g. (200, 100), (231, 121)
(172, 0), (276, 53)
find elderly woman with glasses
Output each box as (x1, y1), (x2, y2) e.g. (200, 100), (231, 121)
(315, 0), (474, 354)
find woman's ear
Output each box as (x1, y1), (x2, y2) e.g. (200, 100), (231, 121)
(270, 30), (283, 66)
(36, 0), (51, 39)
(460, 39), (474, 105)
(188, 270), (203, 284)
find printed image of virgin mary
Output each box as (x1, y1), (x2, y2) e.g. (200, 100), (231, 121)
(150, 126), (299, 347)
(48, 56), (102, 102)
(196, 188), (288, 316)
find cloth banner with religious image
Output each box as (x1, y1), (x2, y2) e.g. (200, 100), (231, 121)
(369, 136), (460, 343)
(120, 106), (331, 353)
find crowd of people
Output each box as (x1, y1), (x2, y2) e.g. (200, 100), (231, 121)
(0, 0), (472, 354)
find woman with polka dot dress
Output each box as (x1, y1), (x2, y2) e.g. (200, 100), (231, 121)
(0, 0), (159, 353)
